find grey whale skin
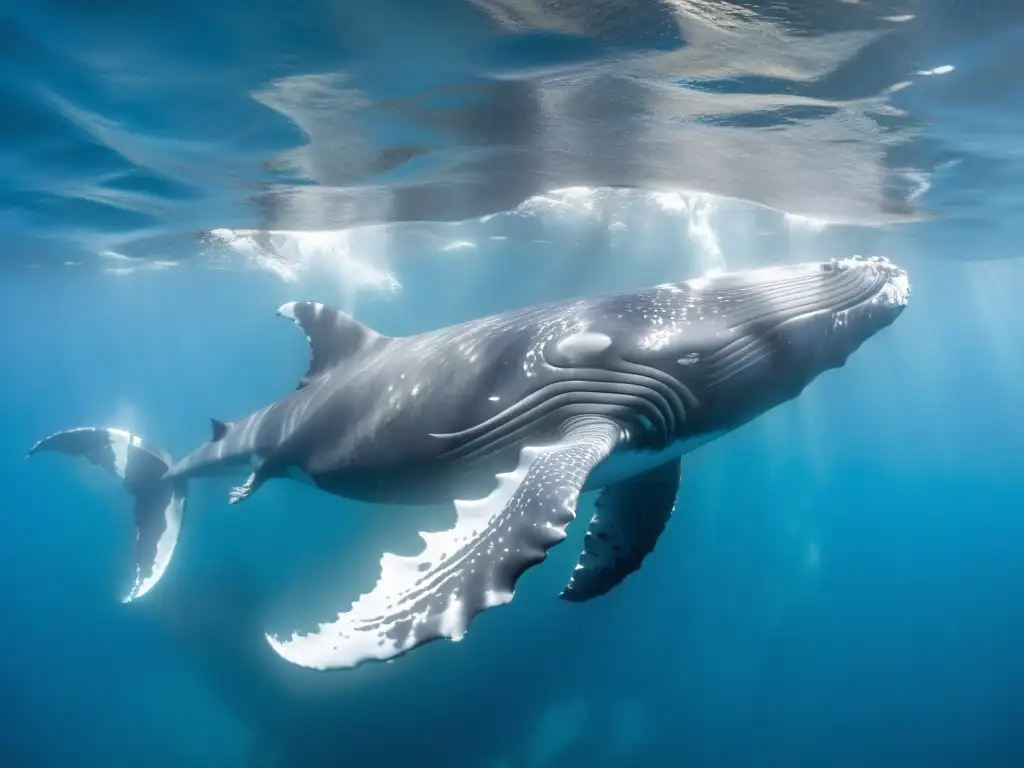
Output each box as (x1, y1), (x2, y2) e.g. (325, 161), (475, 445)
(30, 256), (909, 670)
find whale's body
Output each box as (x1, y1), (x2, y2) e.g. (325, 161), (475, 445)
(30, 256), (910, 670)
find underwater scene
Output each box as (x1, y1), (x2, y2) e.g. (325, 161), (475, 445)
(2, 1), (1023, 766)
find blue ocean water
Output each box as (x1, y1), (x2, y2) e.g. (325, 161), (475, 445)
(2, 1), (1023, 766)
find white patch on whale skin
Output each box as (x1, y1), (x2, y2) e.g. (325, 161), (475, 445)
(277, 300), (325, 324)
(638, 328), (669, 351)
(276, 302), (316, 365)
(105, 427), (142, 477)
(553, 332), (612, 363)
(585, 430), (726, 491)
(831, 255), (911, 315)
(876, 263), (911, 307)
(124, 491), (184, 603)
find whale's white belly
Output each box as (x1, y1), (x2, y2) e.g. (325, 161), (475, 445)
(583, 430), (726, 491)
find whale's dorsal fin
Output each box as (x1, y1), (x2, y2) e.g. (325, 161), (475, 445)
(210, 418), (230, 442)
(277, 301), (387, 389)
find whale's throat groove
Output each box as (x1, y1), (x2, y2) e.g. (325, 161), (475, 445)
(433, 360), (691, 463)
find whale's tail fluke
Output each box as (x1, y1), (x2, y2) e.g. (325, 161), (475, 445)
(28, 427), (186, 603)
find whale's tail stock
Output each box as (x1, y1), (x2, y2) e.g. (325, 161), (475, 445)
(28, 426), (186, 602)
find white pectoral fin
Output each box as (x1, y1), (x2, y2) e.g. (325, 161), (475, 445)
(266, 417), (623, 670)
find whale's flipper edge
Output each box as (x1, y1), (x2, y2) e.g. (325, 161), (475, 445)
(276, 301), (390, 389)
(560, 458), (681, 602)
(266, 416), (624, 670)
(226, 462), (279, 505)
(28, 427), (186, 603)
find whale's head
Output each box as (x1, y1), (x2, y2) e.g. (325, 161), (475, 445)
(608, 256), (910, 441)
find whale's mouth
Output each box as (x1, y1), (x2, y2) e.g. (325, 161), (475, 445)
(698, 255), (910, 395)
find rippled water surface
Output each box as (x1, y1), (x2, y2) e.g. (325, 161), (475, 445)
(3, 0), (1023, 267)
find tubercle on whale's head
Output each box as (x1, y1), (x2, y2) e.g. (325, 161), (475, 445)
(630, 256), (910, 434)
(740, 255), (910, 373)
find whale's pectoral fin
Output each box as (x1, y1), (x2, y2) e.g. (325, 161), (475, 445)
(228, 472), (262, 505)
(28, 427), (187, 603)
(560, 458), (680, 603)
(277, 300), (390, 389)
(266, 416), (623, 670)
(226, 459), (280, 505)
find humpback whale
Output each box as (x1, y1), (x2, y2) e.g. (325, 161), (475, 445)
(29, 256), (909, 670)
